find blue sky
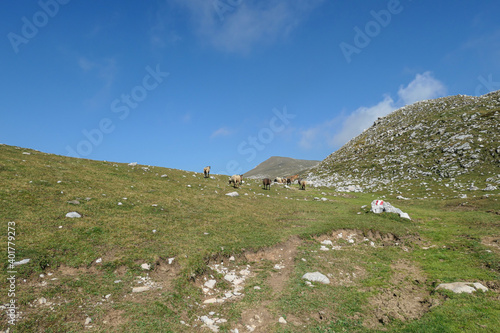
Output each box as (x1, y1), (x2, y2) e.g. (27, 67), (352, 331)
(2, 0), (499, 175)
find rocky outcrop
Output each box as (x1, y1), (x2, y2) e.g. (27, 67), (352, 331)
(308, 91), (500, 196)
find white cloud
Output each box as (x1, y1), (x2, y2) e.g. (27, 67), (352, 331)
(331, 95), (394, 147)
(210, 127), (233, 138)
(299, 72), (447, 149)
(171, 0), (325, 53)
(397, 71), (446, 105)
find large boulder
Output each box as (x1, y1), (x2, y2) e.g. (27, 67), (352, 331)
(371, 200), (411, 220)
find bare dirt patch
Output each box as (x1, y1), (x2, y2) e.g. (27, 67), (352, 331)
(102, 308), (127, 329)
(230, 236), (301, 332)
(245, 236), (301, 293)
(149, 257), (181, 290)
(482, 236), (500, 253)
(365, 259), (433, 329)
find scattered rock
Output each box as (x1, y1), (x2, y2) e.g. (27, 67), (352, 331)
(204, 280), (217, 289)
(65, 212), (81, 218)
(226, 192), (239, 197)
(141, 263), (151, 270)
(436, 282), (488, 294)
(302, 272), (330, 284)
(132, 286), (150, 293)
(67, 200), (80, 205)
(13, 258), (30, 266)
(128, 162), (137, 166)
(279, 317), (287, 324)
(84, 317), (92, 325)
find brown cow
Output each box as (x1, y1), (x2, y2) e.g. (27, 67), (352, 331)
(262, 178), (271, 190)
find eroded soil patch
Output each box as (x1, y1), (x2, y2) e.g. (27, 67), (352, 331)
(365, 259), (433, 329)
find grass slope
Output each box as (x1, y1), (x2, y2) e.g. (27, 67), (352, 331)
(0, 144), (499, 332)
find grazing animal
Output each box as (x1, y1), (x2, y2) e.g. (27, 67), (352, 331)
(286, 178), (291, 185)
(203, 166), (211, 178)
(262, 178), (271, 190)
(298, 178), (307, 190)
(229, 174), (242, 188)
(290, 175), (299, 183)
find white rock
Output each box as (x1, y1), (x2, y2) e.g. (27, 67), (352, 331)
(436, 282), (488, 294)
(95, 258), (102, 264)
(204, 280), (217, 289)
(65, 212), (81, 218)
(132, 286), (150, 293)
(13, 258), (30, 266)
(141, 263), (151, 270)
(203, 298), (218, 304)
(161, 174), (168, 178)
(320, 246), (330, 251)
(168, 257), (175, 265)
(321, 240), (333, 246)
(200, 316), (214, 325)
(400, 212), (411, 220)
(279, 317), (287, 324)
(85, 317), (92, 325)
(224, 273), (237, 282)
(118, 202), (123, 206)
(302, 272), (330, 284)
(253, 286), (261, 290)
(128, 162), (137, 166)
(225, 192), (239, 197)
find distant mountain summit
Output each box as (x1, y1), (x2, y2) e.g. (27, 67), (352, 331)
(244, 156), (320, 179)
(307, 91), (500, 195)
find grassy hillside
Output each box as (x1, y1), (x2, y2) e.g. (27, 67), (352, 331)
(1, 144), (499, 332)
(308, 91), (500, 198)
(244, 156), (320, 179)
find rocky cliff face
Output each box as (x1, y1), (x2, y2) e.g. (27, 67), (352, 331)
(308, 91), (500, 197)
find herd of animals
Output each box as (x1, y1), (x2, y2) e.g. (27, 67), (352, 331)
(202, 166), (307, 190)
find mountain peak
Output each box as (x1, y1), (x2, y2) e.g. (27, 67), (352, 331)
(244, 156), (320, 179)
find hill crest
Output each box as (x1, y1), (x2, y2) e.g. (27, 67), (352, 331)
(244, 156), (320, 179)
(307, 91), (500, 196)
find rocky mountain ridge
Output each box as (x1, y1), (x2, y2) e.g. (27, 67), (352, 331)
(307, 91), (500, 198)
